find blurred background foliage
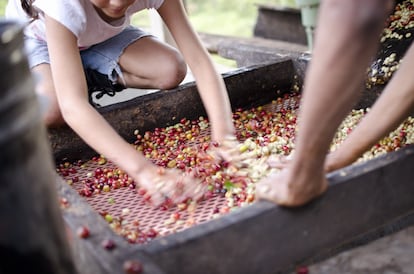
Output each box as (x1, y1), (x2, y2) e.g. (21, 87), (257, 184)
(132, 0), (297, 37)
(0, 0), (5, 15)
(185, 0), (296, 36)
(0, 0), (297, 37)
(0, 0), (298, 67)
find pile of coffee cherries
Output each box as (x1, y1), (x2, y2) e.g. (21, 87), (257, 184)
(331, 108), (414, 161)
(57, 93), (414, 244)
(367, 0), (414, 87)
(382, 0), (414, 41)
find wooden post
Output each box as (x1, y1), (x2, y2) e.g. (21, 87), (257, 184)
(0, 20), (77, 274)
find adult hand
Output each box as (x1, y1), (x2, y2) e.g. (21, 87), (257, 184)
(136, 166), (206, 207)
(324, 148), (360, 173)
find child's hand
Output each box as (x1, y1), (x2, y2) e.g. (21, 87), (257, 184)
(135, 166), (206, 207)
(208, 136), (245, 167)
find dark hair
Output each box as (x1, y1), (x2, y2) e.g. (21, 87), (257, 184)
(21, 0), (38, 19)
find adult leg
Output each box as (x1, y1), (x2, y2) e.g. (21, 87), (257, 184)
(118, 36), (187, 90)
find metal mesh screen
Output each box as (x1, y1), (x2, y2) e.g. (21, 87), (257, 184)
(58, 94), (301, 243)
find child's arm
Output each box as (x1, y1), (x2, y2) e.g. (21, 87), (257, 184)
(157, 0), (236, 144)
(45, 15), (150, 178)
(44, 15), (203, 205)
(326, 42), (414, 172)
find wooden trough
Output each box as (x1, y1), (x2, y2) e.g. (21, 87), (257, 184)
(253, 4), (307, 45)
(50, 57), (414, 274)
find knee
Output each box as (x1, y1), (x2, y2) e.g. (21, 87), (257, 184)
(42, 98), (65, 128)
(157, 50), (187, 90)
(32, 66), (65, 127)
(35, 86), (65, 127)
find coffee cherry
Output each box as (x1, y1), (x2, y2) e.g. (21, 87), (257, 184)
(101, 239), (116, 250)
(296, 266), (309, 274)
(76, 226), (90, 239)
(123, 260), (143, 274)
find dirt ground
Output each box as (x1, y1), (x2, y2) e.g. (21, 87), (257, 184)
(305, 225), (414, 274)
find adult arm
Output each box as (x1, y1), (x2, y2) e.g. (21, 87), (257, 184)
(45, 15), (150, 177)
(326, 42), (414, 171)
(45, 15), (201, 205)
(256, 0), (393, 206)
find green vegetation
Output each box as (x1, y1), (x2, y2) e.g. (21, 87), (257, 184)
(0, 0), (6, 17)
(186, 0), (296, 37)
(130, 1), (263, 38)
(0, 0), (298, 66)
(186, 0), (262, 37)
(0, 0), (297, 37)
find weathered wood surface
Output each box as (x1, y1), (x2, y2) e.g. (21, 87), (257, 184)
(199, 32), (308, 68)
(198, 32), (307, 55)
(254, 4), (307, 45)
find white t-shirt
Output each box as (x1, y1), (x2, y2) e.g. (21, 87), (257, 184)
(5, 0), (164, 49)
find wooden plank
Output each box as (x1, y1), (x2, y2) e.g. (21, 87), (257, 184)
(198, 32), (306, 54)
(198, 32), (307, 67)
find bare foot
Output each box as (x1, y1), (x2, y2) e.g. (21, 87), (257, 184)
(255, 166), (328, 207)
(266, 154), (292, 169)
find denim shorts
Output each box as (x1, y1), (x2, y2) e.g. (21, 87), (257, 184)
(24, 26), (152, 85)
